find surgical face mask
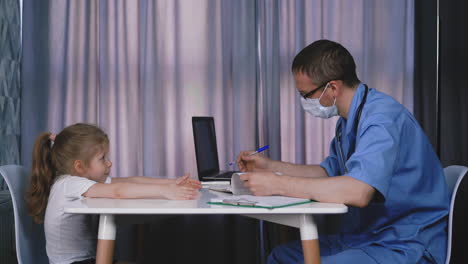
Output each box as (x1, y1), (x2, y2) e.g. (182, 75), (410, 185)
(300, 83), (338, 119)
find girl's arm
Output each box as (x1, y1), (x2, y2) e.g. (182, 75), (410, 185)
(83, 182), (199, 200)
(110, 174), (202, 189)
(111, 176), (173, 184)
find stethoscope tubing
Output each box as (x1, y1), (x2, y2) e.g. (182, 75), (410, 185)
(335, 84), (369, 174)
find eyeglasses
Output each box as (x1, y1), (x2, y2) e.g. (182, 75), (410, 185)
(299, 81), (331, 99)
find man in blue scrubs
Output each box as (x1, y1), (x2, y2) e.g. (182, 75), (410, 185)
(237, 40), (449, 263)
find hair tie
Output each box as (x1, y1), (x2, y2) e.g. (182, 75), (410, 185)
(49, 133), (56, 147)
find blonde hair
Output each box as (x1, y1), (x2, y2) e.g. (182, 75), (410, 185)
(26, 123), (109, 223)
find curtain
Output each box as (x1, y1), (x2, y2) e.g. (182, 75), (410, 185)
(0, 0), (21, 168)
(0, 1), (21, 263)
(258, 0), (414, 166)
(22, 0), (257, 180)
(414, 0), (468, 167)
(438, 0), (468, 166)
(414, 0), (438, 151)
(0, 0), (21, 189)
(21, 0), (414, 263)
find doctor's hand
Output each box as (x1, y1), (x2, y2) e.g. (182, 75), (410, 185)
(236, 151), (273, 172)
(240, 172), (282, 196)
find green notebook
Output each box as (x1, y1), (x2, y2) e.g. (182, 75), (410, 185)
(208, 195), (313, 209)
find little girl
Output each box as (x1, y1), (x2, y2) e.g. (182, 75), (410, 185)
(26, 123), (201, 264)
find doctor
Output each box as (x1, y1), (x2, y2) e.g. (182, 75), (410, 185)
(237, 40), (449, 264)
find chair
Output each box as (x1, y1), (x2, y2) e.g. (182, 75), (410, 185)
(0, 189), (15, 263)
(444, 165), (468, 264)
(0, 165), (48, 264)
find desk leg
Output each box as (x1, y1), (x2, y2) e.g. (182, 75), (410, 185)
(96, 214), (116, 264)
(299, 214), (320, 264)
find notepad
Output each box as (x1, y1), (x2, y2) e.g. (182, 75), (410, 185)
(208, 195), (312, 209)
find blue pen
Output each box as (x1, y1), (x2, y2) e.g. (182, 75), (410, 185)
(228, 145), (269, 166)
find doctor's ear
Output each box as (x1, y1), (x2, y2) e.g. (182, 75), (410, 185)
(328, 81), (338, 94)
(328, 80), (341, 96)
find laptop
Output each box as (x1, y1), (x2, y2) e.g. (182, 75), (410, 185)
(192, 116), (237, 181)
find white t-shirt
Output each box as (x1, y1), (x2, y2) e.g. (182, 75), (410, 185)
(44, 175), (110, 264)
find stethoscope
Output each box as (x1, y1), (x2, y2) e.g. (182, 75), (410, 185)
(335, 84), (369, 174)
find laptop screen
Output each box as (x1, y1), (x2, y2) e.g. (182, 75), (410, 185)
(192, 117), (220, 177)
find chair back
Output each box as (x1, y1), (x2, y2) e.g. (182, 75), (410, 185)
(444, 165), (468, 264)
(0, 165), (49, 264)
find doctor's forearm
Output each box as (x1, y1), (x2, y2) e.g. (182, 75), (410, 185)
(270, 161), (327, 178)
(277, 175), (374, 208)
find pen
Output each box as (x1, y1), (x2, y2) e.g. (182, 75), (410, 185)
(228, 145), (269, 166)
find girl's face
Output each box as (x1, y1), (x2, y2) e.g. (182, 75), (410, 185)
(83, 150), (112, 183)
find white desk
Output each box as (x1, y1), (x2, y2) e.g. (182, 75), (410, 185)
(65, 189), (347, 264)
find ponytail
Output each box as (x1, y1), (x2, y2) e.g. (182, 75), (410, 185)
(26, 132), (56, 224)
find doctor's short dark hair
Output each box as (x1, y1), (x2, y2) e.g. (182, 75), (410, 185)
(292, 39), (360, 87)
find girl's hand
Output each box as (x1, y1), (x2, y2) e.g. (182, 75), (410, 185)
(162, 184), (200, 200)
(176, 174), (202, 189)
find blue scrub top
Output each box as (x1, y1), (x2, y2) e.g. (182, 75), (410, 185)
(320, 84), (449, 263)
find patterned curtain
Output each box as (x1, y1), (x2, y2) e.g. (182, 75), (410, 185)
(0, 1), (21, 263)
(0, 0), (21, 169)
